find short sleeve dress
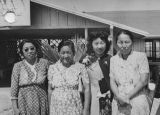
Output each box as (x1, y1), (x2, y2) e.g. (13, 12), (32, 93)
(11, 58), (49, 115)
(110, 51), (150, 115)
(48, 60), (89, 115)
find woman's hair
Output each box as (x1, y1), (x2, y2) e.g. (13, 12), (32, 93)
(86, 31), (111, 55)
(58, 40), (75, 55)
(115, 29), (134, 43)
(18, 39), (39, 56)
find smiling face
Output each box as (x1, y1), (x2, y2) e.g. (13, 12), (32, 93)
(117, 33), (133, 55)
(59, 45), (74, 67)
(92, 37), (106, 57)
(22, 42), (37, 61)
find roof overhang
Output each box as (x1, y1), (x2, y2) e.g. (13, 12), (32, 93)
(143, 35), (160, 40)
(31, 0), (149, 36)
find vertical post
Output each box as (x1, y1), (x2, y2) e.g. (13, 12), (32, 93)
(84, 28), (88, 49)
(153, 40), (156, 61)
(108, 25), (114, 55)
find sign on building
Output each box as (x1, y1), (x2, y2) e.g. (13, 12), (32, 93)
(0, 0), (30, 26)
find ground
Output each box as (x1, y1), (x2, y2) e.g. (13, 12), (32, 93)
(0, 87), (160, 115)
(0, 88), (12, 115)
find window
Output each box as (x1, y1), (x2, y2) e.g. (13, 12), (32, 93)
(145, 41), (152, 59)
(156, 41), (160, 60)
(145, 40), (160, 61)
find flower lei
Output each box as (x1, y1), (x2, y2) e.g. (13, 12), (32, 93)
(82, 54), (97, 68)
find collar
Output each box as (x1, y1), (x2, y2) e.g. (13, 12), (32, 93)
(117, 50), (134, 60)
(24, 58), (38, 69)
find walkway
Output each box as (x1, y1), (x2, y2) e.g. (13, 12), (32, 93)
(0, 87), (160, 115)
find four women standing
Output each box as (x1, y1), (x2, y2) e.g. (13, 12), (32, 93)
(11, 30), (151, 115)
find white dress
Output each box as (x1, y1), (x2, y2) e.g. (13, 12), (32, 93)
(48, 61), (89, 115)
(110, 51), (150, 115)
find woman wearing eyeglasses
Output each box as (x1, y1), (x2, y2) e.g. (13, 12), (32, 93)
(11, 39), (49, 115)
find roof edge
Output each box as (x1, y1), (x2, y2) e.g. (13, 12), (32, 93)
(143, 35), (160, 39)
(31, 0), (149, 36)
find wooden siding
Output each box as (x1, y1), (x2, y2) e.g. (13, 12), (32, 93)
(133, 38), (145, 52)
(31, 2), (106, 29)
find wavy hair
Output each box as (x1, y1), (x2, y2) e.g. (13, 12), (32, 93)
(86, 31), (111, 55)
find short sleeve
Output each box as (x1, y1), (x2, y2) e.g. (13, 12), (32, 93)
(138, 53), (149, 74)
(48, 64), (55, 85)
(11, 63), (20, 100)
(109, 57), (115, 79)
(41, 58), (49, 69)
(80, 65), (89, 84)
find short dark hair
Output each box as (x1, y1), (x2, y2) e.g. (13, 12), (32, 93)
(115, 29), (134, 43)
(18, 39), (39, 56)
(86, 31), (111, 55)
(58, 40), (75, 55)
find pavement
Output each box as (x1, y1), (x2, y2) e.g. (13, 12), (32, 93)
(0, 87), (160, 115)
(150, 98), (160, 115)
(0, 88), (12, 115)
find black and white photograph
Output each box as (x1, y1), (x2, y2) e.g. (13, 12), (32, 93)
(0, 0), (160, 115)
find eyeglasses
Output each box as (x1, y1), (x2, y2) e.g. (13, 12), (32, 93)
(24, 47), (35, 52)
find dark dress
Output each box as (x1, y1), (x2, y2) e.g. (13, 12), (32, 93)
(11, 58), (49, 115)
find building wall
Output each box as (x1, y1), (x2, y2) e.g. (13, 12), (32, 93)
(31, 2), (107, 29)
(133, 38), (145, 52)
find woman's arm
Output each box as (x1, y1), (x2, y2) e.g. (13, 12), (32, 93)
(11, 99), (20, 115)
(48, 83), (53, 106)
(110, 77), (119, 98)
(110, 77), (129, 104)
(128, 73), (149, 99)
(110, 58), (119, 98)
(47, 65), (54, 107)
(80, 66), (91, 115)
(11, 63), (20, 115)
(83, 80), (91, 115)
(128, 53), (149, 100)
(110, 58), (128, 104)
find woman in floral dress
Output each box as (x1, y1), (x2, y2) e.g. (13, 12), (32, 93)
(110, 30), (150, 115)
(11, 39), (49, 115)
(82, 32), (112, 115)
(48, 40), (90, 115)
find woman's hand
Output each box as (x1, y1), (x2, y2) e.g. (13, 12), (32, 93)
(83, 108), (90, 115)
(116, 95), (129, 105)
(13, 108), (20, 115)
(97, 91), (111, 98)
(11, 99), (20, 115)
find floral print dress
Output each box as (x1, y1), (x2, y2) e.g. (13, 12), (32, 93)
(110, 51), (150, 115)
(11, 58), (49, 115)
(48, 60), (89, 115)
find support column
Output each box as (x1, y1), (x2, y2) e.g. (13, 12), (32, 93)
(108, 25), (114, 55)
(84, 28), (88, 47)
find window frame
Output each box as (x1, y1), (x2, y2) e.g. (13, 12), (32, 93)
(145, 40), (160, 62)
